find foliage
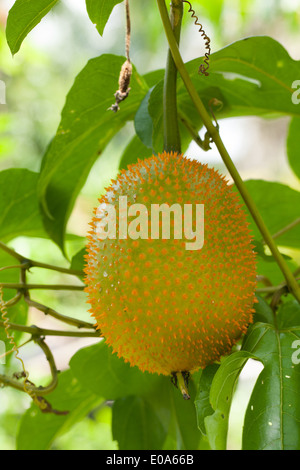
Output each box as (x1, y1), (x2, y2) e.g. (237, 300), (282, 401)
(0, 0), (300, 451)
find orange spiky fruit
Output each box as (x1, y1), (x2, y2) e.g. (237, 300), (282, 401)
(84, 152), (257, 378)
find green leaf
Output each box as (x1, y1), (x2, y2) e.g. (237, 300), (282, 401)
(112, 396), (167, 450)
(142, 37), (300, 155)
(253, 240), (291, 264)
(130, 372), (201, 451)
(6, 0), (59, 55)
(70, 247), (87, 279)
(204, 351), (260, 450)
(256, 256), (296, 287)
(69, 340), (161, 400)
(134, 87), (155, 150)
(194, 364), (219, 436)
(138, 79), (200, 154)
(247, 238), (294, 289)
(16, 369), (101, 450)
(37, 54), (148, 252)
(70, 341), (201, 450)
(85, 0), (124, 36)
(236, 180), (300, 250)
(143, 69), (165, 89)
(242, 318), (300, 450)
(0, 169), (46, 241)
(148, 81), (165, 152)
(146, 37), (300, 149)
(119, 135), (153, 170)
(277, 299), (300, 329)
(252, 295), (275, 325)
(70, 341), (202, 450)
(173, 379), (201, 450)
(287, 117), (300, 180)
(186, 36), (300, 119)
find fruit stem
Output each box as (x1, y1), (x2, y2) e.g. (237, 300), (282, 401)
(163, 0), (183, 153)
(176, 372), (190, 400)
(157, 0), (300, 304)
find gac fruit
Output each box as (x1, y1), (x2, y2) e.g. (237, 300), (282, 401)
(84, 152), (256, 378)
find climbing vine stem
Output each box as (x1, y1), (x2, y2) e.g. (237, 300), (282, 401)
(0, 321), (100, 337)
(163, 0), (183, 153)
(0, 240), (82, 276)
(157, 0), (300, 304)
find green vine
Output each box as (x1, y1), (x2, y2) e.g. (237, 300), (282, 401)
(163, 0), (183, 153)
(157, 0), (300, 304)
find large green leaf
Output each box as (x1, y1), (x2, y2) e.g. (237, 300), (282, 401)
(0, 169), (46, 241)
(70, 341), (201, 450)
(136, 79), (199, 154)
(16, 369), (100, 450)
(252, 295), (276, 325)
(194, 297), (275, 450)
(69, 340), (161, 400)
(134, 88), (155, 150)
(277, 299), (300, 329)
(37, 54), (148, 252)
(167, 375), (201, 450)
(112, 396), (167, 450)
(69, 247), (86, 280)
(144, 36), (300, 152)
(6, 0), (59, 55)
(194, 364), (219, 436)
(204, 351), (260, 450)
(234, 180), (300, 250)
(85, 0), (124, 36)
(287, 117), (300, 180)
(237, 180), (300, 282)
(186, 36), (300, 119)
(149, 373), (201, 451)
(242, 302), (300, 450)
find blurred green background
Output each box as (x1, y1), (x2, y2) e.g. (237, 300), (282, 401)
(0, 0), (300, 450)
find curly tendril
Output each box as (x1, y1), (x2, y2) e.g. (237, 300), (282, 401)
(0, 286), (48, 410)
(182, 0), (211, 76)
